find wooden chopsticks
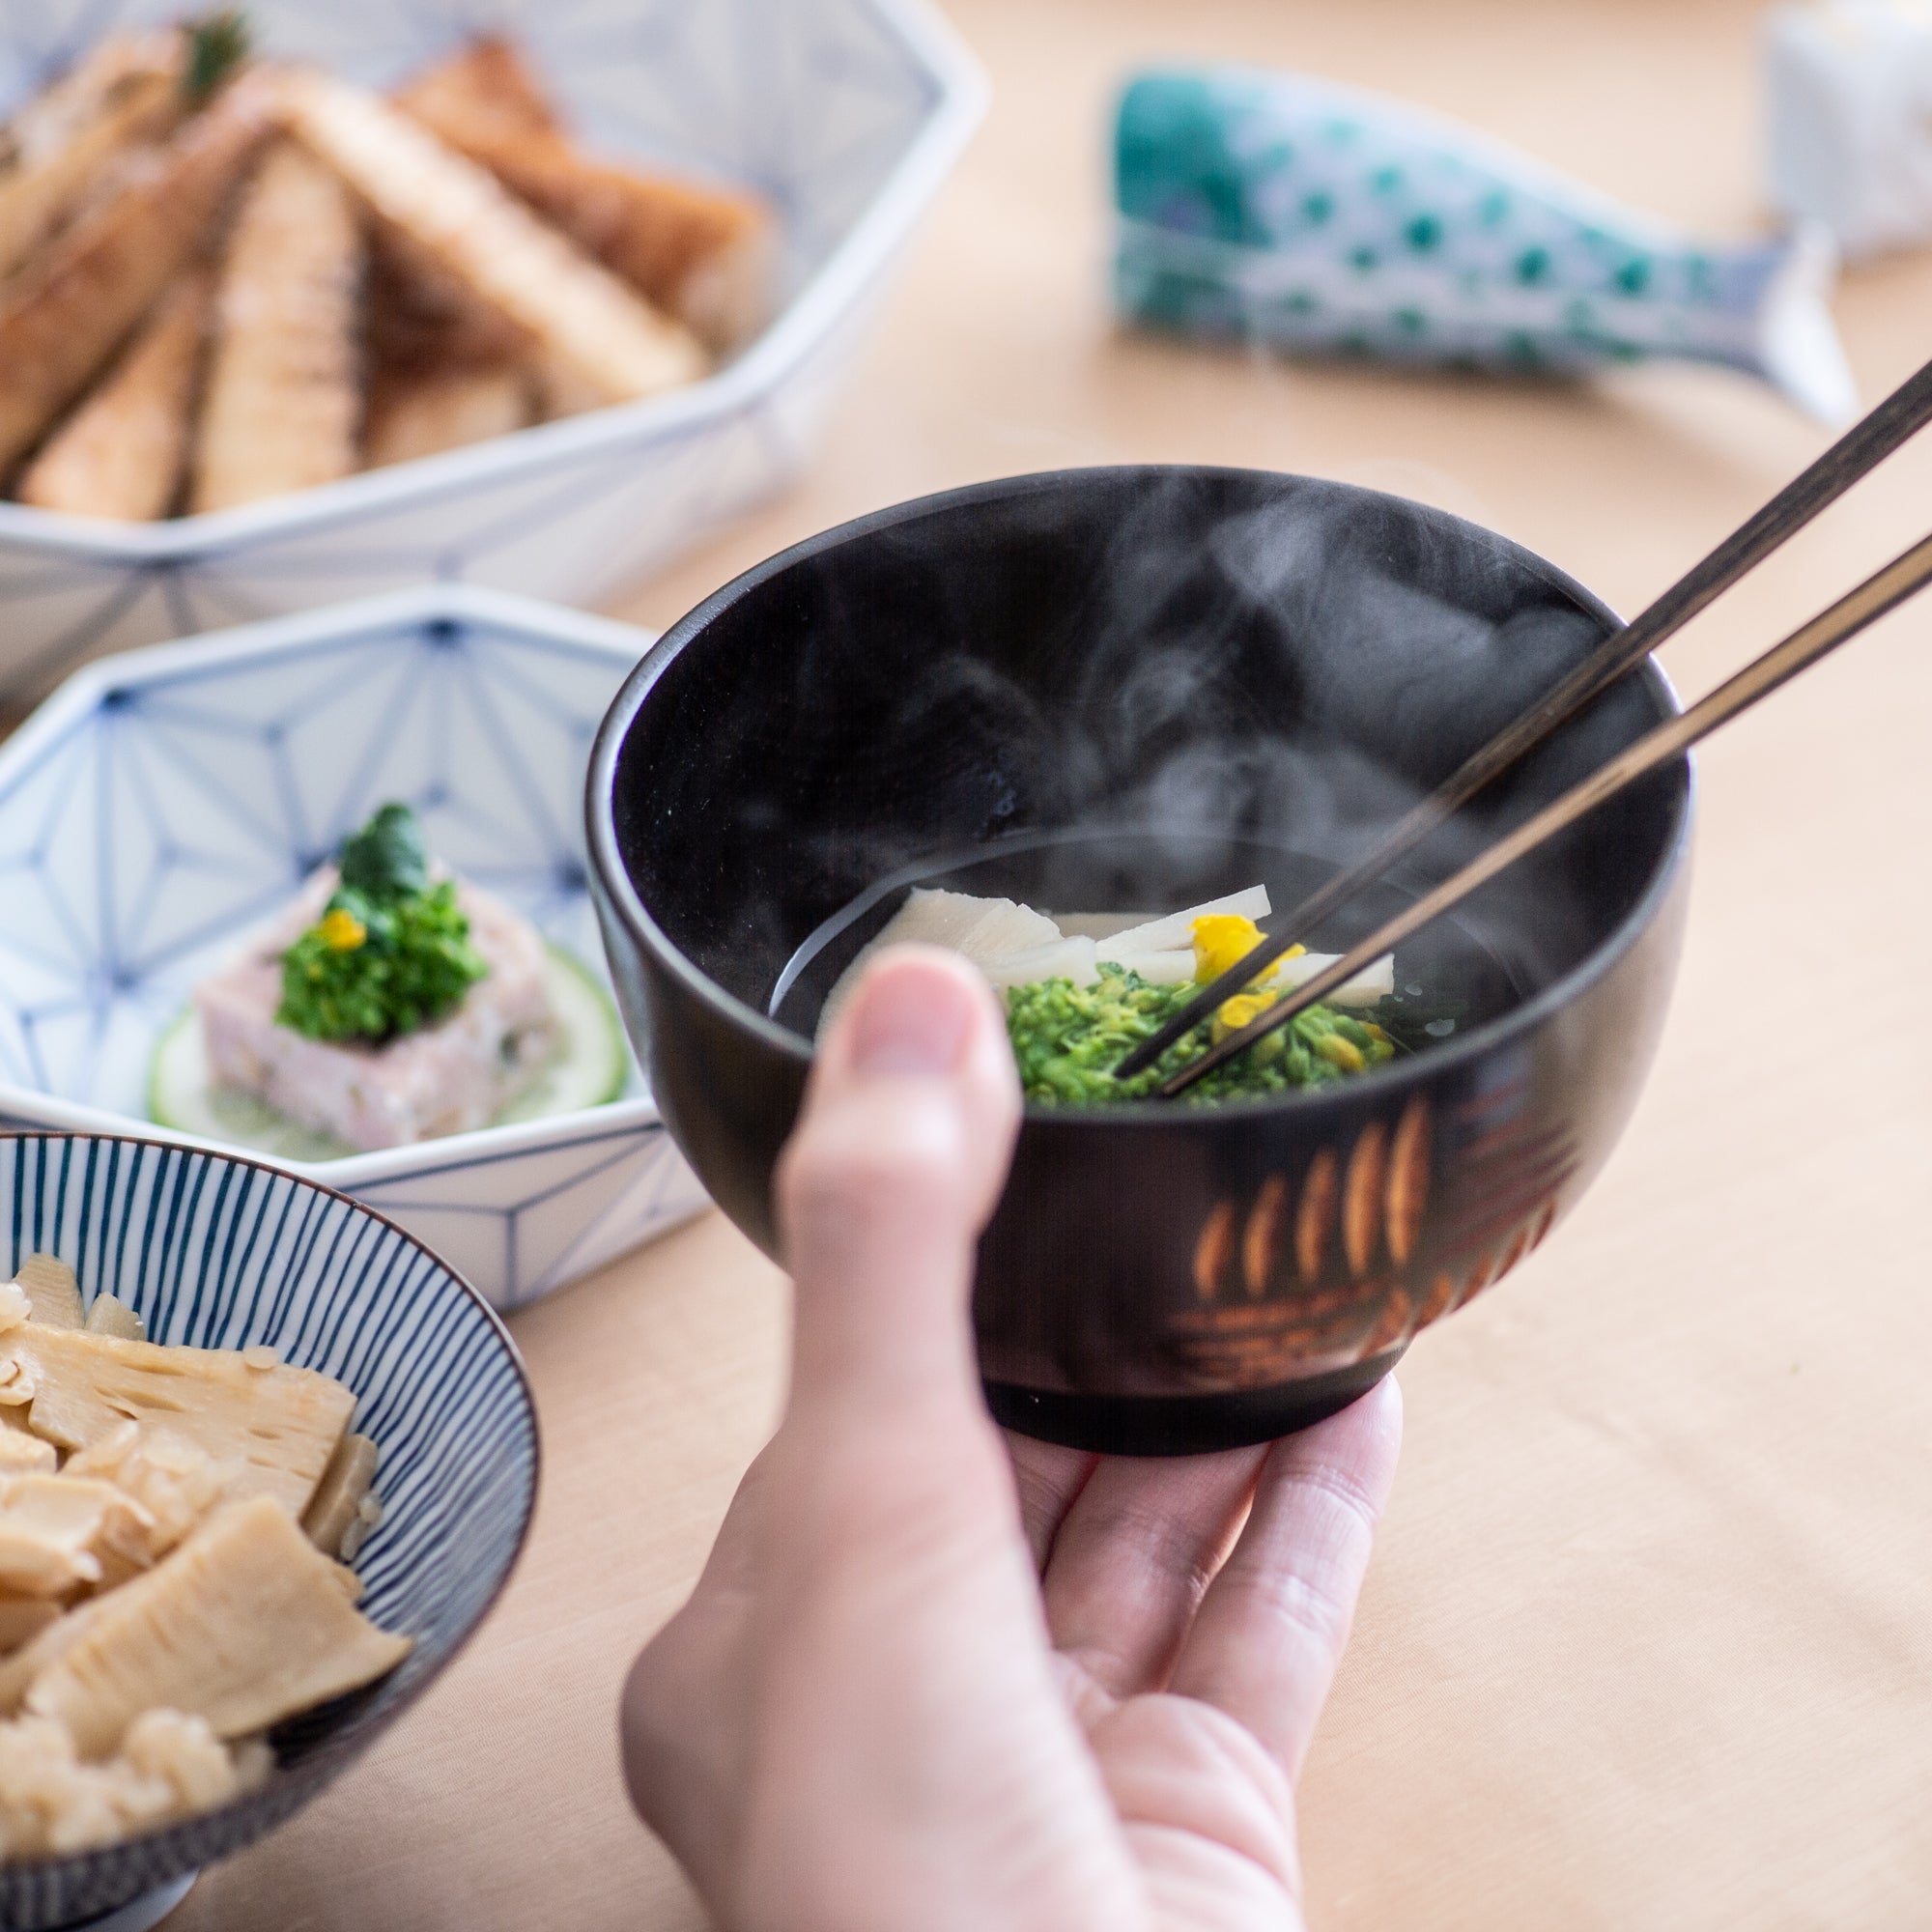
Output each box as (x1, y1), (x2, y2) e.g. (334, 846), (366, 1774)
(1152, 524), (1932, 1096)
(1116, 354), (1932, 1091)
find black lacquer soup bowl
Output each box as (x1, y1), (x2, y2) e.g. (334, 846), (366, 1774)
(588, 468), (1690, 1455)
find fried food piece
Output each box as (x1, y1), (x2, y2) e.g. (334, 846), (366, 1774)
(16, 269), (211, 520)
(190, 140), (364, 513)
(396, 40), (771, 351)
(26, 1495), (412, 1754)
(0, 31), (185, 280)
(278, 70), (705, 406)
(362, 362), (532, 467)
(0, 82), (272, 473)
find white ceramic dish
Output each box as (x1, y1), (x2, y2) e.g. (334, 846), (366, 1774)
(0, 0), (984, 708)
(0, 583), (709, 1311)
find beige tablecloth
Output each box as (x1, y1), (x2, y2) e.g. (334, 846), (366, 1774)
(179, 2), (1932, 1925)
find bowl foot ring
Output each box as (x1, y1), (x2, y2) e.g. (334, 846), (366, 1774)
(984, 1347), (1406, 1457)
(64, 1871), (197, 1932)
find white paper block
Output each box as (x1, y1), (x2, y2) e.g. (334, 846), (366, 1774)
(1767, 1), (1932, 257)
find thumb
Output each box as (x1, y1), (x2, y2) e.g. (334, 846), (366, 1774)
(775, 945), (1020, 1424)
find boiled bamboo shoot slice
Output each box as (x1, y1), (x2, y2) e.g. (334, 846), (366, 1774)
(3, 1326), (353, 1520)
(300, 1433), (378, 1557)
(82, 1294), (145, 1343)
(0, 1600), (103, 1715)
(0, 1476), (140, 1596)
(0, 1597), (60, 1656)
(65, 1424), (229, 1569)
(14, 1258), (81, 1331)
(0, 1434), (55, 1478)
(27, 1495), (412, 1753)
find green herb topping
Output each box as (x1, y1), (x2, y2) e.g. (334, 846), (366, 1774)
(182, 11), (250, 105)
(1005, 966), (1400, 1106)
(277, 804), (488, 1045)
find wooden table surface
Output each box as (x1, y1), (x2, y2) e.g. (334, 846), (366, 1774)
(180, 2), (1932, 1926)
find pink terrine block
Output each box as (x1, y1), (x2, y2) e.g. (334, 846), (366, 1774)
(195, 869), (557, 1151)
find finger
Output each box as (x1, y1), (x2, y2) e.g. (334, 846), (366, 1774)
(621, 1594), (749, 1890)
(618, 1443), (776, 1870)
(1167, 1377), (1403, 1776)
(776, 946), (1020, 1428)
(1004, 1432), (1097, 1570)
(1041, 1445), (1267, 1699)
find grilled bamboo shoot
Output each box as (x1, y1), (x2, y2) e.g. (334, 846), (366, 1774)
(278, 71), (705, 406)
(0, 84), (272, 471)
(363, 362), (531, 467)
(190, 140), (364, 512)
(397, 44), (770, 351)
(17, 270), (210, 520)
(0, 32), (185, 280)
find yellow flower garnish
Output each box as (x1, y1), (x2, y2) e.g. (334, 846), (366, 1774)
(319, 907), (366, 952)
(1192, 914), (1307, 985)
(1215, 991), (1270, 1035)
(1192, 915), (1262, 982)
(1211, 988), (1288, 1064)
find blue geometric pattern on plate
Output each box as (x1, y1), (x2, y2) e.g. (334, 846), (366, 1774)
(0, 585), (710, 1310)
(0, 1130), (536, 1932)
(0, 0), (983, 707)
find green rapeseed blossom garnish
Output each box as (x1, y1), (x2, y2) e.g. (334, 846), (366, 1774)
(1004, 966), (1399, 1106)
(277, 804), (488, 1045)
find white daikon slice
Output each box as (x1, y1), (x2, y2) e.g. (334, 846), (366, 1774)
(1101, 886), (1271, 959)
(1050, 912), (1156, 940)
(1102, 948), (1196, 984)
(981, 936), (1099, 989)
(1274, 951), (1395, 1008)
(819, 889), (1065, 1035)
(879, 888), (1062, 963)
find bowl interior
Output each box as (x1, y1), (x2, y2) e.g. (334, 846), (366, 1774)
(0, 602), (642, 1146)
(0, 1132), (536, 1931)
(609, 468), (1684, 1050)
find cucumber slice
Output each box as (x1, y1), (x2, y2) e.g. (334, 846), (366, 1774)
(150, 944), (632, 1160)
(494, 943), (630, 1124)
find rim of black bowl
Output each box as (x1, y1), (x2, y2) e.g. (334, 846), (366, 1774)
(0, 1127), (541, 1908)
(587, 466), (1694, 1122)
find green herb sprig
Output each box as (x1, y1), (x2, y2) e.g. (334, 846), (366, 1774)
(182, 10), (250, 105)
(277, 804), (488, 1045)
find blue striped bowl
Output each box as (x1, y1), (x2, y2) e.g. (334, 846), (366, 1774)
(0, 1133), (539, 1932)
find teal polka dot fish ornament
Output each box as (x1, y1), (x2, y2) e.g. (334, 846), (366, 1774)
(1115, 67), (1857, 423)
